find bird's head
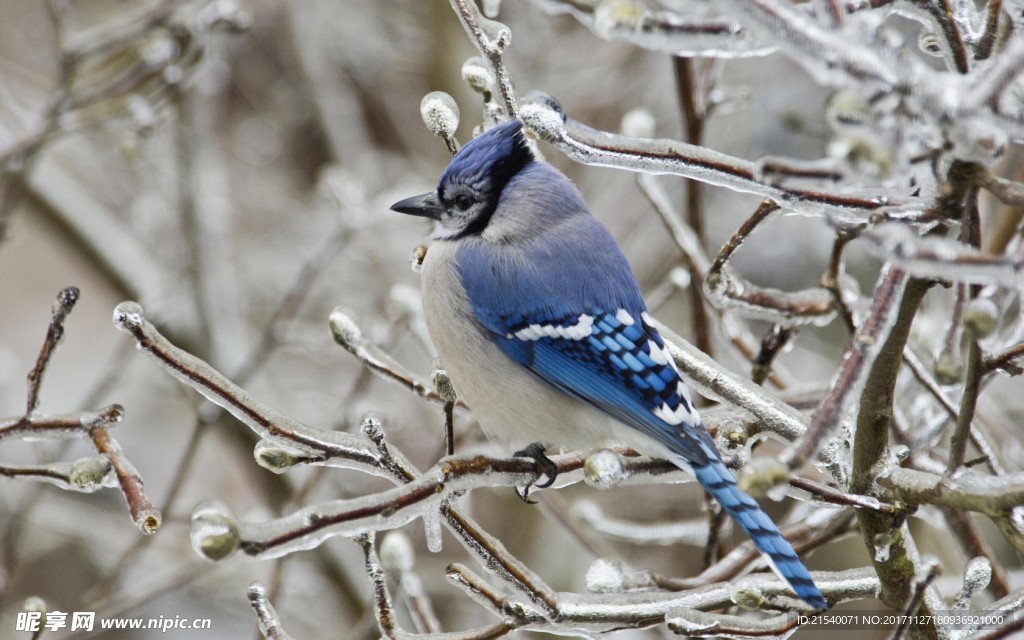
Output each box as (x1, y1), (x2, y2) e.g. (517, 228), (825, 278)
(391, 119), (535, 240)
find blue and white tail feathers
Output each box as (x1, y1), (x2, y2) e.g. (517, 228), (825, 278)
(691, 452), (828, 610)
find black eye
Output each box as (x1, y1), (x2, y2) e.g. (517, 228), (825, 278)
(453, 194), (473, 211)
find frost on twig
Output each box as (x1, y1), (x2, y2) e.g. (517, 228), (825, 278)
(1, 288), (160, 533)
(519, 92), (898, 220)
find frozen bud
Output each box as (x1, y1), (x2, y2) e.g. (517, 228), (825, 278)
(69, 457), (112, 490)
(254, 440), (298, 473)
(964, 297), (999, 338)
(410, 245), (428, 274)
(431, 368), (458, 403)
(584, 449), (625, 489)
(953, 557), (991, 609)
(520, 92), (566, 141)
(934, 351), (964, 385)
(594, 0), (644, 39)
(731, 586), (766, 610)
(737, 457), (790, 498)
(360, 412), (386, 445)
(620, 109), (655, 138)
(23, 596), (46, 615)
(918, 32), (943, 57)
(703, 269), (727, 298)
(585, 558), (625, 593)
(718, 419), (748, 448)
(112, 301), (146, 333)
(669, 266), (691, 290)
(379, 531), (416, 572)
(963, 557), (992, 592)
(128, 96), (158, 133)
(329, 307), (363, 347)
(191, 501), (240, 561)
(461, 57), (494, 94)
(420, 91), (460, 139)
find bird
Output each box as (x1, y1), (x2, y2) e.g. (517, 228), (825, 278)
(391, 119), (827, 611)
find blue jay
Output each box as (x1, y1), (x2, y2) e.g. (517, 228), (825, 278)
(391, 119), (827, 611)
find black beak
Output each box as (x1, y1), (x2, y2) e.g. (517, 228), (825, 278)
(390, 192), (443, 220)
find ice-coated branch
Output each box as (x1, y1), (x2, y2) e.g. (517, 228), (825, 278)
(848, 276), (942, 627)
(0, 406), (122, 443)
(89, 420), (161, 534)
(725, 0), (898, 86)
(527, 0), (774, 57)
(519, 93), (899, 219)
(788, 266), (909, 470)
(900, 0), (971, 74)
(666, 608), (802, 636)
(0, 458), (112, 492)
(705, 198), (839, 327)
(26, 286), (79, 413)
(984, 342), (1024, 375)
(880, 468), (1024, 517)
(652, 320), (816, 450)
(449, 567), (878, 634)
(450, 0), (518, 119)
(2, 289), (160, 533)
(193, 446), (707, 562)
(861, 224), (1024, 287)
(329, 307), (459, 408)
(112, 301), (386, 476)
(247, 582), (296, 640)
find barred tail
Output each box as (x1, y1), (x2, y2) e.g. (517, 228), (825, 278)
(692, 457), (827, 610)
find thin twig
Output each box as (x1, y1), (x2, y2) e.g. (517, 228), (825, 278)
(789, 266), (911, 469)
(26, 286), (80, 414)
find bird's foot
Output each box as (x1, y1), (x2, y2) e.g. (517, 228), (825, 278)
(513, 442), (558, 503)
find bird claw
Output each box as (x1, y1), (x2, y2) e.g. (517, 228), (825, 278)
(513, 442), (558, 503)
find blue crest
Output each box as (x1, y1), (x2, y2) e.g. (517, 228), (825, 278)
(438, 120), (534, 204)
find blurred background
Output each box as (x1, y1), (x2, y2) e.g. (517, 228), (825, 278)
(1, 0), (1021, 638)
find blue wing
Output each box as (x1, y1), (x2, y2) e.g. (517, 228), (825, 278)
(455, 218), (712, 464)
(455, 222), (828, 610)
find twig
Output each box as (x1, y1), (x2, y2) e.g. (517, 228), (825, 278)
(888, 560), (941, 640)
(948, 338), (983, 472)
(974, 0), (1003, 60)
(88, 425), (161, 534)
(788, 266), (911, 469)
(519, 96), (902, 217)
(752, 325), (795, 385)
(674, 56), (714, 358)
(26, 286), (80, 413)
(247, 583), (297, 640)
(450, 0), (518, 119)
(940, 507), (1011, 599)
